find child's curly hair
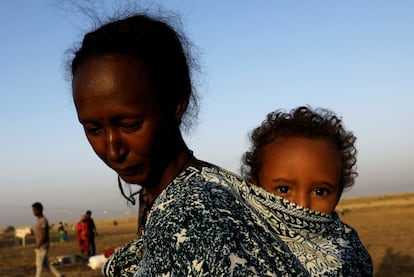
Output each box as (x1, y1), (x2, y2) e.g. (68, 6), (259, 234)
(241, 106), (357, 193)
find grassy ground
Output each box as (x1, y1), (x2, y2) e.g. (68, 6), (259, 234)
(0, 217), (137, 277)
(337, 192), (414, 276)
(1, 193), (413, 276)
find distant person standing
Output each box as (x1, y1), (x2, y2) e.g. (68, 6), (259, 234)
(86, 210), (97, 256)
(76, 215), (90, 256)
(57, 221), (66, 242)
(31, 202), (63, 277)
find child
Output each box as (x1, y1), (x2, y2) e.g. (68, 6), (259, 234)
(242, 106), (373, 276)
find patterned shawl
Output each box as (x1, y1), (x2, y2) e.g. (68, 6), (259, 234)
(229, 180), (373, 276)
(103, 163), (372, 276)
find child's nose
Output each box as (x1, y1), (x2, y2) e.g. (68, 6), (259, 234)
(293, 193), (310, 209)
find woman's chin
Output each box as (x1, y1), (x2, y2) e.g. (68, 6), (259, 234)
(118, 173), (145, 185)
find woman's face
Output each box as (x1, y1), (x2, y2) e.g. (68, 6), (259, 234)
(256, 137), (342, 214)
(73, 54), (176, 186)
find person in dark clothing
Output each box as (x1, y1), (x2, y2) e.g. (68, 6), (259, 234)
(85, 210), (98, 256)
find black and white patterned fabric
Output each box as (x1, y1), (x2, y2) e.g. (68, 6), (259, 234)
(231, 180), (373, 276)
(103, 163), (372, 276)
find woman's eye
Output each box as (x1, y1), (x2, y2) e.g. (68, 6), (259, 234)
(122, 122), (141, 132)
(84, 125), (102, 136)
(276, 186), (289, 194)
(314, 188), (328, 196)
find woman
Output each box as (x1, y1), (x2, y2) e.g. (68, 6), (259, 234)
(69, 13), (307, 276)
(76, 215), (90, 256)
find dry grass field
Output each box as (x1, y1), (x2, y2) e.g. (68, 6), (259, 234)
(336, 192), (414, 276)
(0, 217), (138, 277)
(1, 192), (413, 276)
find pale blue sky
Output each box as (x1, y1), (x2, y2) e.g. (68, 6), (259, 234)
(1, 0), (413, 227)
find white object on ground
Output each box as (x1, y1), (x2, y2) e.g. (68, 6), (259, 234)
(88, 254), (108, 270)
(15, 227), (31, 247)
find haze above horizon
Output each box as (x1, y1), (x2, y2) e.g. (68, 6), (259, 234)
(1, 0), (413, 228)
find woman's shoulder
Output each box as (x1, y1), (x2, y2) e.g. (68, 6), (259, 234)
(187, 161), (246, 189)
(149, 162), (253, 225)
(162, 161), (247, 203)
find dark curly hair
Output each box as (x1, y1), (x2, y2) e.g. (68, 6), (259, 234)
(241, 106), (357, 194)
(68, 12), (199, 131)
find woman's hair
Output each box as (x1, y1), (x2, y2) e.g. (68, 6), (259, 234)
(241, 106), (357, 193)
(68, 13), (199, 131)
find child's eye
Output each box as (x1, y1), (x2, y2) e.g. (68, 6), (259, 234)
(314, 188), (328, 196)
(276, 186), (290, 194)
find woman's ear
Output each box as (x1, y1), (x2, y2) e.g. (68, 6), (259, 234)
(175, 98), (189, 121)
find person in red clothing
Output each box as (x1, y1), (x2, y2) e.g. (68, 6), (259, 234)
(76, 215), (90, 256)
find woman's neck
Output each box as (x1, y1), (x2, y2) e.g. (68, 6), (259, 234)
(144, 147), (195, 204)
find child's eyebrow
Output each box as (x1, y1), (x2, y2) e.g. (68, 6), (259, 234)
(271, 178), (294, 184)
(320, 181), (338, 189)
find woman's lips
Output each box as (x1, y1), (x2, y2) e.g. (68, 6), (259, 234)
(116, 165), (142, 176)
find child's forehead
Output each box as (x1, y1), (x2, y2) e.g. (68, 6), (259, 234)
(268, 135), (337, 148)
(262, 136), (342, 164)
(267, 135), (318, 144)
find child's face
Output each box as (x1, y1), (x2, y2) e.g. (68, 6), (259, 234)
(256, 136), (341, 214)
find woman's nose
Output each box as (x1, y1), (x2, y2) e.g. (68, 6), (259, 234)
(107, 129), (126, 162)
